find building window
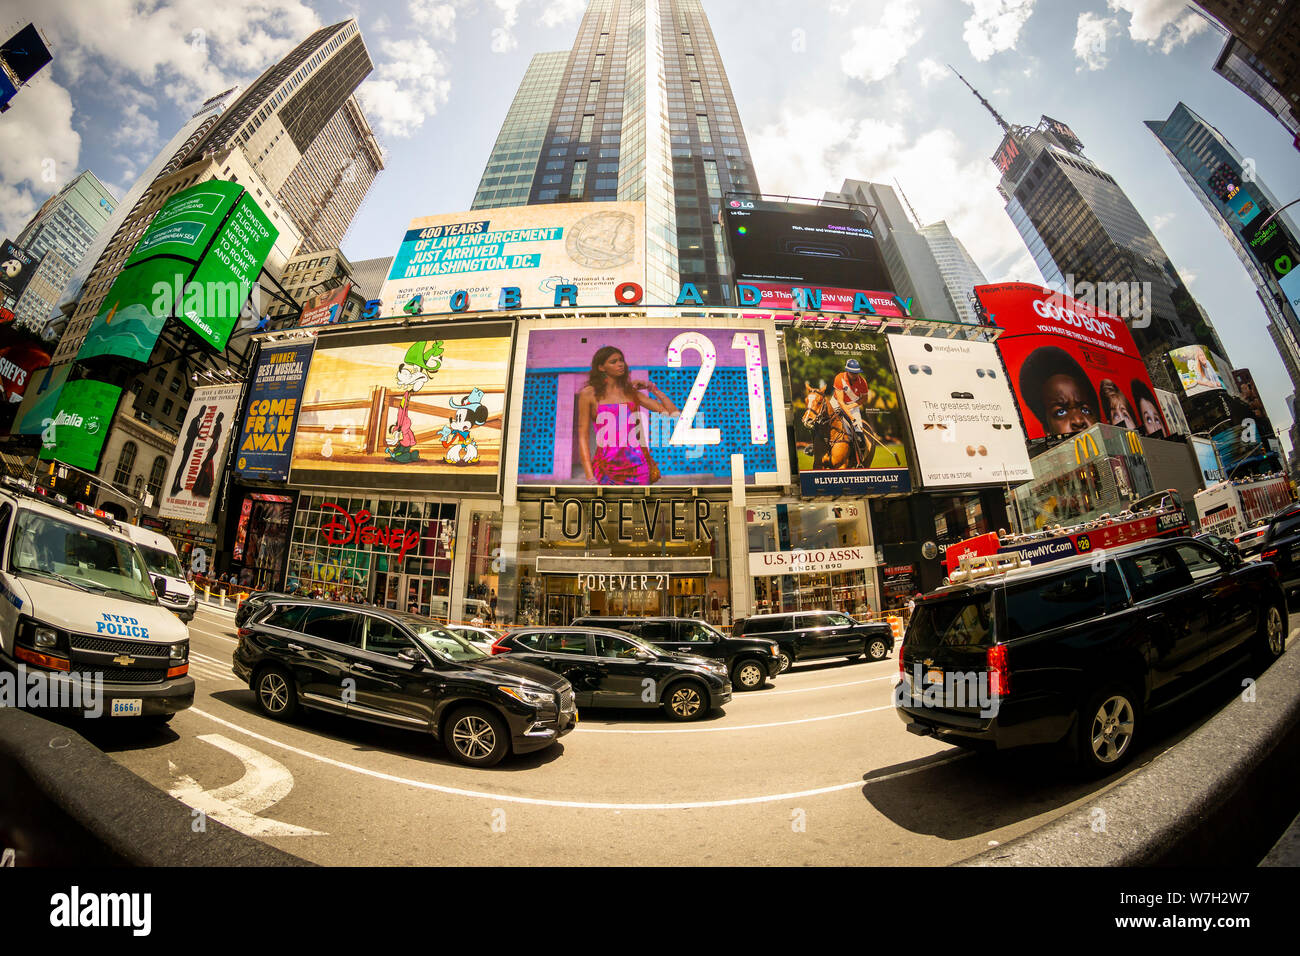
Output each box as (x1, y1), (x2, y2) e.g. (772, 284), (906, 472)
(703, 160), (721, 198)
(580, 114), (595, 141)
(570, 160), (587, 198)
(145, 389), (159, 406)
(695, 115), (711, 143)
(113, 442), (137, 492)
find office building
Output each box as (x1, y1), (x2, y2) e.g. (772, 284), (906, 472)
(920, 221), (988, 325)
(473, 0), (761, 304)
(1194, 2), (1300, 143)
(15, 170), (117, 270)
(266, 247), (369, 327)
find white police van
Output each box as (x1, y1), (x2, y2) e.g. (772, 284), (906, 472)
(123, 522), (197, 621)
(0, 479), (193, 720)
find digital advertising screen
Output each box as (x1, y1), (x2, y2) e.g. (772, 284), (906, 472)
(299, 282), (352, 328)
(1169, 344), (1236, 398)
(379, 202), (646, 316)
(234, 342), (315, 481)
(1232, 368), (1275, 438)
(290, 322), (514, 494)
(514, 319), (788, 488)
(0, 23), (53, 83)
(0, 326), (50, 423)
(11, 362), (69, 437)
(158, 383), (243, 524)
(975, 282), (1169, 441)
(887, 334), (1032, 488)
(1155, 387), (1190, 437)
(1212, 422), (1269, 478)
(784, 328), (910, 496)
(721, 198), (893, 294)
(0, 239), (38, 302)
(38, 378), (123, 471)
(1244, 214), (1300, 288)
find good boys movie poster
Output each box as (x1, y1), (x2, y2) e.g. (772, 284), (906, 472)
(158, 383), (242, 523)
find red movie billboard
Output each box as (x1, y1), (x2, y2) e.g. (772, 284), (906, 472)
(975, 282), (1167, 442)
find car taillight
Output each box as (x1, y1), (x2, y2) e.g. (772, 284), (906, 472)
(490, 636), (511, 655)
(898, 641), (906, 680)
(1262, 548), (1279, 561)
(236, 627), (253, 639)
(986, 644), (1010, 698)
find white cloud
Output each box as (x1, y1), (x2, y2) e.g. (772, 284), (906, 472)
(1073, 12), (1118, 71)
(1151, 212), (1176, 232)
(748, 107), (1034, 282)
(536, 0), (587, 28)
(1108, 0), (1208, 53)
(0, 76), (82, 239)
(359, 36), (454, 139)
(411, 0), (460, 33)
(917, 58), (948, 86)
(841, 0), (924, 85)
(960, 0), (1038, 62)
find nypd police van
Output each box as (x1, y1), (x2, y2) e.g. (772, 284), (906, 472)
(0, 479), (193, 720)
(123, 522), (197, 621)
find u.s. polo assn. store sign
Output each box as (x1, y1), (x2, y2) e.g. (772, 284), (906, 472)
(749, 546), (876, 576)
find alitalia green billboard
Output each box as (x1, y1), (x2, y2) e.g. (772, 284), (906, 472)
(37, 378), (123, 471)
(77, 181), (278, 363)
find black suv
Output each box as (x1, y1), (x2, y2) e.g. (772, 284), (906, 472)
(735, 611), (894, 672)
(1260, 503), (1300, 593)
(235, 591), (294, 627)
(233, 600), (576, 767)
(571, 616), (781, 691)
(896, 537), (1287, 774)
(491, 626), (732, 720)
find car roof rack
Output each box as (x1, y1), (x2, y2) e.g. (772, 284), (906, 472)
(1, 475), (121, 532)
(946, 552), (1028, 586)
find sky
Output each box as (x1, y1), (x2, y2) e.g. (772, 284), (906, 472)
(2, 0), (1299, 448)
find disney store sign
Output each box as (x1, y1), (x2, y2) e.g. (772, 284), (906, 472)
(319, 503), (422, 561)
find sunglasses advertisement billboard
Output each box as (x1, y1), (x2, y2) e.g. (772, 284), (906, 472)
(974, 282), (1169, 441)
(77, 181), (277, 362)
(379, 202), (645, 316)
(514, 319), (787, 488)
(784, 328), (910, 496)
(158, 383), (242, 523)
(38, 378), (122, 471)
(290, 322), (513, 494)
(234, 342), (315, 482)
(887, 335), (1032, 489)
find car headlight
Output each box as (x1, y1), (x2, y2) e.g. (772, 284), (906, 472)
(170, 642), (188, 662)
(499, 684), (553, 705)
(705, 662), (728, 675)
(34, 627), (59, 650)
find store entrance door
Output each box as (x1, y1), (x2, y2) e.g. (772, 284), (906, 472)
(670, 593), (705, 618)
(375, 572), (436, 617)
(546, 593), (580, 626)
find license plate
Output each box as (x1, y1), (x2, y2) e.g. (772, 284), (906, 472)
(925, 668), (945, 686)
(111, 699), (144, 717)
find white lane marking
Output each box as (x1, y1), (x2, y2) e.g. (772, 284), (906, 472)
(574, 704), (896, 733)
(190, 707), (921, 810)
(190, 666), (238, 683)
(191, 651), (232, 667)
(756, 674), (897, 697)
(167, 734), (323, 836)
(187, 624), (237, 644)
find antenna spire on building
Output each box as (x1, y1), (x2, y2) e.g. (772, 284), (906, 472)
(949, 65), (1012, 135)
(893, 178), (922, 228)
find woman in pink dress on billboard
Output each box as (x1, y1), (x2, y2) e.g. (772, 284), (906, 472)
(577, 345), (678, 485)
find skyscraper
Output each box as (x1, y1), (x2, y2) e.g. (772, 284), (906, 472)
(920, 221), (988, 325)
(474, 0), (761, 304)
(957, 71), (1224, 386)
(1147, 101), (1300, 393)
(1194, 2), (1300, 144)
(15, 170), (117, 268)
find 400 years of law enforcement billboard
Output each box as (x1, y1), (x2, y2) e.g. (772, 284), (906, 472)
(234, 342), (315, 481)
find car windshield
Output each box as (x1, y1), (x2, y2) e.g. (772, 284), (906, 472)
(611, 630), (662, 655)
(10, 510), (156, 602)
(400, 616), (489, 662)
(138, 543), (184, 579)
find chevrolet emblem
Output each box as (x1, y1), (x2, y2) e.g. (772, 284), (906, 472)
(112, 654), (135, 666)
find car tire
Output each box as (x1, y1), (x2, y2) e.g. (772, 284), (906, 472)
(662, 680), (710, 721)
(444, 706), (510, 767)
(777, 651), (793, 674)
(253, 666), (299, 721)
(1075, 684), (1140, 776)
(867, 637), (889, 661)
(1255, 602), (1287, 667)
(731, 658), (766, 691)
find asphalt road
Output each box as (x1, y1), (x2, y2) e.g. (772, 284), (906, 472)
(82, 605), (1297, 866)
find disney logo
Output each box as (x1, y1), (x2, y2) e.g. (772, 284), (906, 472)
(320, 503), (421, 561)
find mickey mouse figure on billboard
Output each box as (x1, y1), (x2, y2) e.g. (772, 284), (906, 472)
(440, 387), (488, 465)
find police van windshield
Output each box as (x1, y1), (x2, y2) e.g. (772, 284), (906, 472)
(137, 543), (184, 579)
(10, 510), (156, 602)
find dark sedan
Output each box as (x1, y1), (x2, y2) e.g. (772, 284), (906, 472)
(572, 616), (781, 690)
(233, 600), (576, 766)
(491, 626), (732, 721)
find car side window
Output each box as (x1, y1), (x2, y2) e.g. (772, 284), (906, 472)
(799, 614), (831, 629)
(262, 604), (310, 631)
(1002, 564), (1126, 639)
(1120, 550), (1193, 602)
(638, 621), (673, 642)
(363, 616), (415, 656)
(680, 623), (715, 642)
(1174, 543), (1224, 583)
(300, 607), (360, 646)
(595, 633), (642, 658)
(1270, 515), (1300, 540)
(522, 631), (591, 655)
(824, 612), (853, 627)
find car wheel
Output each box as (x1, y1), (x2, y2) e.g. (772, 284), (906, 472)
(1075, 685), (1139, 775)
(1256, 602), (1287, 666)
(445, 706), (510, 767)
(731, 658), (766, 691)
(867, 638), (889, 661)
(253, 666), (298, 720)
(662, 681), (709, 721)
(777, 651), (792, 674)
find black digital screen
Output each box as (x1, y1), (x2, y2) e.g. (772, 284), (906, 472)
(0, 24), (52, 84)
(721, 199), (892, 290)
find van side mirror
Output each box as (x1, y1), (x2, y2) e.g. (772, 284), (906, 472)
(154, 576), (167, 597)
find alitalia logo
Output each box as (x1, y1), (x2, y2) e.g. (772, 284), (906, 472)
(41, 411), (100, 448)
(53, 411), (84, 429)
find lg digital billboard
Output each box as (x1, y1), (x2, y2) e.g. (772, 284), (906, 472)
(290, 322), (514, 494)
(975, 282), (1169, 441)
(11, 362), (69, 437)
(887, 335), (1032, 488)
(784, 328), (910, 496)
(234, 342), (315, 481)
(721, 198), (893, 302)
(38, 378), (123, 471)
(158, 383), (243, 524)
(1169, 344), (1238, 398)
(379, 202), (645, 316)
(514, 319), (788, 488)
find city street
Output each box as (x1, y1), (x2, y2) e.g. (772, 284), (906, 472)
(77, 604), (1296, 866)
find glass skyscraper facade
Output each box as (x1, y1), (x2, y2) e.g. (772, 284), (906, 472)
(920, 221), (988, 325)
(474, 0), (760, 304)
